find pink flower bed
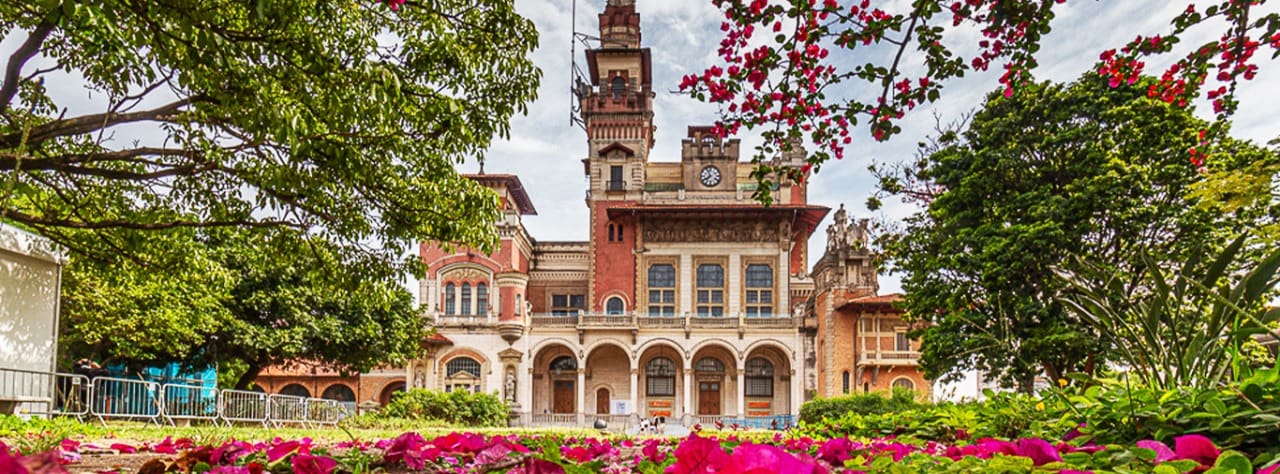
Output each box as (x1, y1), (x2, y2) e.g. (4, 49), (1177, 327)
(0, 430), (1274, 473)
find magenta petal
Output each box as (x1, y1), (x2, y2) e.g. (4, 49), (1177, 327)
(1173, 435), (1219, 465)
(816, 438), (855, 464)
(1016, 438), (1061, 466)
(727, 443), (815, 474)
(1136, 440), (1175, 462)
(1259, 465), (1280, 474)
(290, 454), (338, 474)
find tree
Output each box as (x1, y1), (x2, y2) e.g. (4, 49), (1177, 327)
(680, 0), (1279, 202)
(0, 0), (540, 268)
(878, 75), (1273, 391)
(59, 228), (426, 389)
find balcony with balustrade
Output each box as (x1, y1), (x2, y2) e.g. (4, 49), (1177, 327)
(858, 350), (921, 366)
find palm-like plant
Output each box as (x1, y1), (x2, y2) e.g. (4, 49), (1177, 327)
(1055, 235), (1280, 390)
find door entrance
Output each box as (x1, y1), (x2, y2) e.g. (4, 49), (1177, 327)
(553, 380), (575, 414)
(596, 388), (610, 414)
(698, 381), (720, 415)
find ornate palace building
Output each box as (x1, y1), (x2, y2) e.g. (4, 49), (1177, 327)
(252, 0), (928, 424)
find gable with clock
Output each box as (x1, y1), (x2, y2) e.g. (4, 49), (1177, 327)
(699, 165), (721, 187)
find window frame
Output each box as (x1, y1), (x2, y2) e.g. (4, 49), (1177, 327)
(744, 357), (774, 397)
(646, 262), (677, 317)
(743, 262), (775, 318)
(694, 262), (725, 317)
(645, 357), (676, 397)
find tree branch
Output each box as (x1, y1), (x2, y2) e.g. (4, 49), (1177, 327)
(0, 147), (196, 171)
(0, 96), (203, 148)
(0, 22), (54, 114)
(3, 209), (304, 230)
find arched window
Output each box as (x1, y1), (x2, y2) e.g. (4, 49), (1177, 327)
(444, 283), (456, 315)
(695, 357), (724, 373)
(892, 378), (916, 391)
(745, 357), (774, 397)
(610, 76), (627, 100)
(446, 357), (481, 378)
(646, 357), (675, 396)
(606, 297), (625, 315)
(279, 383), (311, 398)
(647, 264), (676, 316)
(842, 371), (850, 394)
(744, 264), (774, 317)
(550, 356), (578, 374)
(696, 264), (724, 317)
(460, 283), (472, 315)
(477, 283), (488, 316)
(321, 384), (356, 402)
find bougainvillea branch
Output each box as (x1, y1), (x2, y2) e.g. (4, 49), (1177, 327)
(684, 0), (1279, 202)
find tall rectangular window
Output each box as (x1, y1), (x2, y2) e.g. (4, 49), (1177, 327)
(460, 283), (472, 315)
(744, 264), (773, 317)
(695, 264), (724, 317)
(476, 283), (488, 315)
(647, 264), (676, 316)
(608, 166), (624, 190)
(895, 332), (911, 351)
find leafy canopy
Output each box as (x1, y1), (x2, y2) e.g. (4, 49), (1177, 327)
(681, 0), (1278, 202)
(879, 75), (1273, 391)
(0, 0), (541, 269)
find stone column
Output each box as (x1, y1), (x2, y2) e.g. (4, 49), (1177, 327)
(682, 368), (693, 422)
(736, 368), (746, 418)
(630, 368), (639, 418)
(576, 368), (586, 425)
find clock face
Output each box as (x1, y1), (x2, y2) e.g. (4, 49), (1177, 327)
(700, 166), (722, 187)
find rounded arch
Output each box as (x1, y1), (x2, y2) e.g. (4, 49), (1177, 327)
(584, 338), (633, 363)
(279, 383), (310, 398)
(891, 377), (917, 391)
(529, 337), (581, 362)
(599, 291), (629, 314)
(438, 347), (490, 373)
(378, 380), (406, 405)
(688, 339), (742, 363)
(429, 258), (499, 279)
(742, 339), (794, 363)
(635, 338), (689, 362)
(321, 383), (355, 402)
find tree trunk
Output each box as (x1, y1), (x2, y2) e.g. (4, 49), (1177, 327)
(236, 365), (263, 390)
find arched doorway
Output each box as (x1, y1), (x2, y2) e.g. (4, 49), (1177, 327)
(321, 384), (355, 402)
(691, 343), (735, 416)
(549, 356), (577, 414)
(379, 381), (406, 406)
(279, 383), (310, 398)
(596, 388), (610, 414)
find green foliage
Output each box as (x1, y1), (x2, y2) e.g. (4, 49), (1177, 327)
(877, 75), (1271, 391)
(0, 415), (103, 454)
(799, 387), (921, 424)
(0, 0), (539, 266)
(59, 229), (426, 388)
(1056, 234), (1280, 390)
(376, 389), (510, 427)
(798, 391), (1066, 443)
(1051, 369), (1280, 457)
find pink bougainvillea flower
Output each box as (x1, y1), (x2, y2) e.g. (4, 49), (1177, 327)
(1136, 440), (1175, 463)
(642, 438), (666, 463)
(975, 438), (1018, 457)
(207, 466), (253, 474)
(211, 440), (254, 464)
(290, 453), (338, 474)
(1016, 438), (1061, 466)
(1258, 464), (1280, 474)
(816, 437), (857, 465)
(434, 432), (487, 454)
(510, 457), (566, 474)
(109, 443), (136, 454)
(1173, 435), (1219, 466)
(665, 434), (730, 474)
(149, 436), (177, 455)
(0, 444), (29, 474)
(384, 432), (429, 470)
(726, 442), (817, 474)
(266, 439), (308, 463)
(476, 443), (514, 466)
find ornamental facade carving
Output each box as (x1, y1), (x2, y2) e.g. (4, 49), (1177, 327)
(642, 220), (779, 243)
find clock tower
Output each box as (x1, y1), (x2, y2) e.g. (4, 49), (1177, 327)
(579, 0), (653, 312)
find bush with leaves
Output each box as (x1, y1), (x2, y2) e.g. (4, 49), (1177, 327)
(798, 387), (921, 424)
(376, 389), (509, 427)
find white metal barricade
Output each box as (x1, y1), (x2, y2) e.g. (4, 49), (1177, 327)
(267, 394), (309, 427)
(0, 367), (54, 416)
(91, 377), (162, 425)
(305, 398), (344, 426)
(218, 389), (268, 426)
(52, 373), (91, 419)
(161, 383), (219, 425)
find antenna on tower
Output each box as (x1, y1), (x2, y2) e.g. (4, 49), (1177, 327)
(569, 0), (590, 130)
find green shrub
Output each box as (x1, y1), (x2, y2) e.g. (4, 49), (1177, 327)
(798, 387), (921, 424)
(377, 389), (509, 427)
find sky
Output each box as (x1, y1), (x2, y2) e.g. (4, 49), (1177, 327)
(476, 0), (1280, 297)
